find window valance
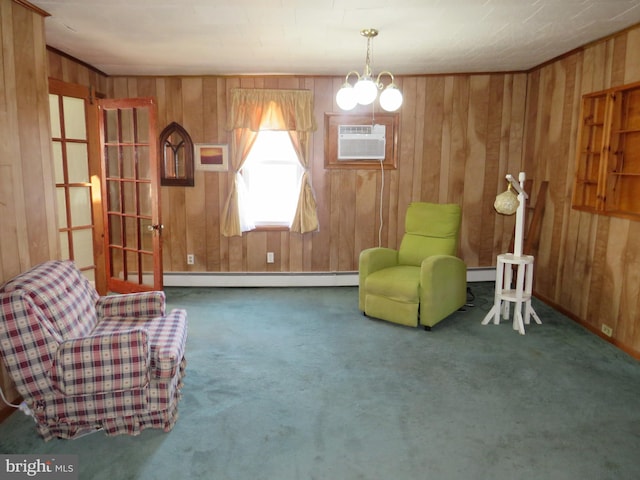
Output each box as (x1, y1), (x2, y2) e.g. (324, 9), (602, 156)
(227, 88), (317, 132)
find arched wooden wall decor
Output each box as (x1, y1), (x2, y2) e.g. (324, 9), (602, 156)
(159, 122), (194, 186)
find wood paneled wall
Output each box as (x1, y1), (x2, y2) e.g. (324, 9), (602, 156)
(47, 48), (108, 95)
(524, 26), (640, 355)
(0, 0), (59, 414)
(2, 2), (639, 421)
(105, 73), (528, 274)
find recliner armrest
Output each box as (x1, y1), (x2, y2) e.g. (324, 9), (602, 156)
(359, 247), (398, 276)
(96, 291), (166, 319)
(420, 254), (467, 288)
(419, 255), (467, 327)
(49, 329), (150, 396)
(359, 247), (399, 311)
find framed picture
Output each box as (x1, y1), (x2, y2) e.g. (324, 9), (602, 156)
(195, 144), (228, 172)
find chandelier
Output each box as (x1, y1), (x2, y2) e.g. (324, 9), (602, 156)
(336, 28), (403, 112)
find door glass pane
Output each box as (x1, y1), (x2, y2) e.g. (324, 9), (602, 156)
(136, 108), (149, 143)
(105, 109), (119, 143)
(106, 146), (120, 177)
(124, 216), (139, 249)
(59, 232), (70, 259)
(63, 96), (87, 140)
(52, 142), (64, 184)
(56, 187), (68, 228)
(67, 143), (89, 183)
(108, 214), (123, 246)
(139, 183), (151, 215)
(49, 95), (61, 138)
(122, 146), (135, 179)
(108, 180), (121, 212)
(69, 187), (92, 226)
(123, 182), (136, 215)
(125, 251), (138, 279)
(120, 109), (134, 143)
(138, 146), (150, 180)
(72, 229), (94, 268)
(110, 248), (124, 279)
(140, 218), (153, 252)
(141, 254), (154, 286)
(107, 180), (121, 212)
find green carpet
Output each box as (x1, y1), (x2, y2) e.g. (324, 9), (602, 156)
(1, 283), (639, 479)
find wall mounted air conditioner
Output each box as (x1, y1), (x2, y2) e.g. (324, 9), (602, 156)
(337, 124), (386, 160)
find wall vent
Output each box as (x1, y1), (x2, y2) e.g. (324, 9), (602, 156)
(337, 124), (386, 160)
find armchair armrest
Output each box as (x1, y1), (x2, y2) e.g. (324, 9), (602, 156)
(359, 247), (398, 276)
(420, 255), (467, 327)
(96, 291), (166, 319)
(49, 329), (150, 396)
(359, 247), (398, 311)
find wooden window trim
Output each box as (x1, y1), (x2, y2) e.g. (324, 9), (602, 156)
(324, 112), (398, 170)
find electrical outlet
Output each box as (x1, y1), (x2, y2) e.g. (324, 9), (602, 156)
(267, 252), (275, 264)
(187, 254), (195, 265)
(601, 324), (613, 337)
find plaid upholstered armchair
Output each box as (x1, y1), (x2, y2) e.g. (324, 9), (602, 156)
(0, 260), (187, 441)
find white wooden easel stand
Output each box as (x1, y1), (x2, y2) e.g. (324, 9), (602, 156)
(481, 172), (542, 335)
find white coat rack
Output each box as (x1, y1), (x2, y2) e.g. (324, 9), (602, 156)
(482, 172), (542, 334)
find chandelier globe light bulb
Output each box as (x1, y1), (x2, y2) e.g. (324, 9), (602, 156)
(354, 77), (378, 105)
(336, 84), (358, 110)
(379, 84), (403, 112)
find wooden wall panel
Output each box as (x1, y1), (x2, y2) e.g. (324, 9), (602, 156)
(524, 25), (640, 356)
(462, 75), (490, 266)
(0, 0), (62, 419)
(102, 72), (529, 275)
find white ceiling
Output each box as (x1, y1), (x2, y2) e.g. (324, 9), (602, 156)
(31, 0), (640, 77)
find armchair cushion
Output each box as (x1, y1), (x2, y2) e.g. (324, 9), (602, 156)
(398, 202), (461, 265)
(365, 266), (420, 303)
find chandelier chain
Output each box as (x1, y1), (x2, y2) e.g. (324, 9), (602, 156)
(365, 35), (373, 77)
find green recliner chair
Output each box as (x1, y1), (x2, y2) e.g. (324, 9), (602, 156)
(359, 202), (467, 329)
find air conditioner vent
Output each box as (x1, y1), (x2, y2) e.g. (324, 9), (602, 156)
(339, 125), (374, 135)
(337, 124), (386, 160)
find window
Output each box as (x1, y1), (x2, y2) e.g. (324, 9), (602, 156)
(242, 131), (303, 227)
(222, 88), (318, 236)
(573, 81), (640, 220)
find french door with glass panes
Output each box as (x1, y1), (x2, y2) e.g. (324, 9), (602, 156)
(48, 79), (105, 292)
(98, 97), (162, 293)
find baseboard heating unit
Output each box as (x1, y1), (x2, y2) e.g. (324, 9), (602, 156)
(164, 268), (495, 288)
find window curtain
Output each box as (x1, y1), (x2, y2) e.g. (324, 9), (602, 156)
(221, 88), (318, 237)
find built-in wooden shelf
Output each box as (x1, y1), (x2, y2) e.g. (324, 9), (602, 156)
(573, 81), (640, 220)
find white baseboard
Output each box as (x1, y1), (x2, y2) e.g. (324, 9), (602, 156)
(164, 272), (357, 287)
(163, 268), (496, 288)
